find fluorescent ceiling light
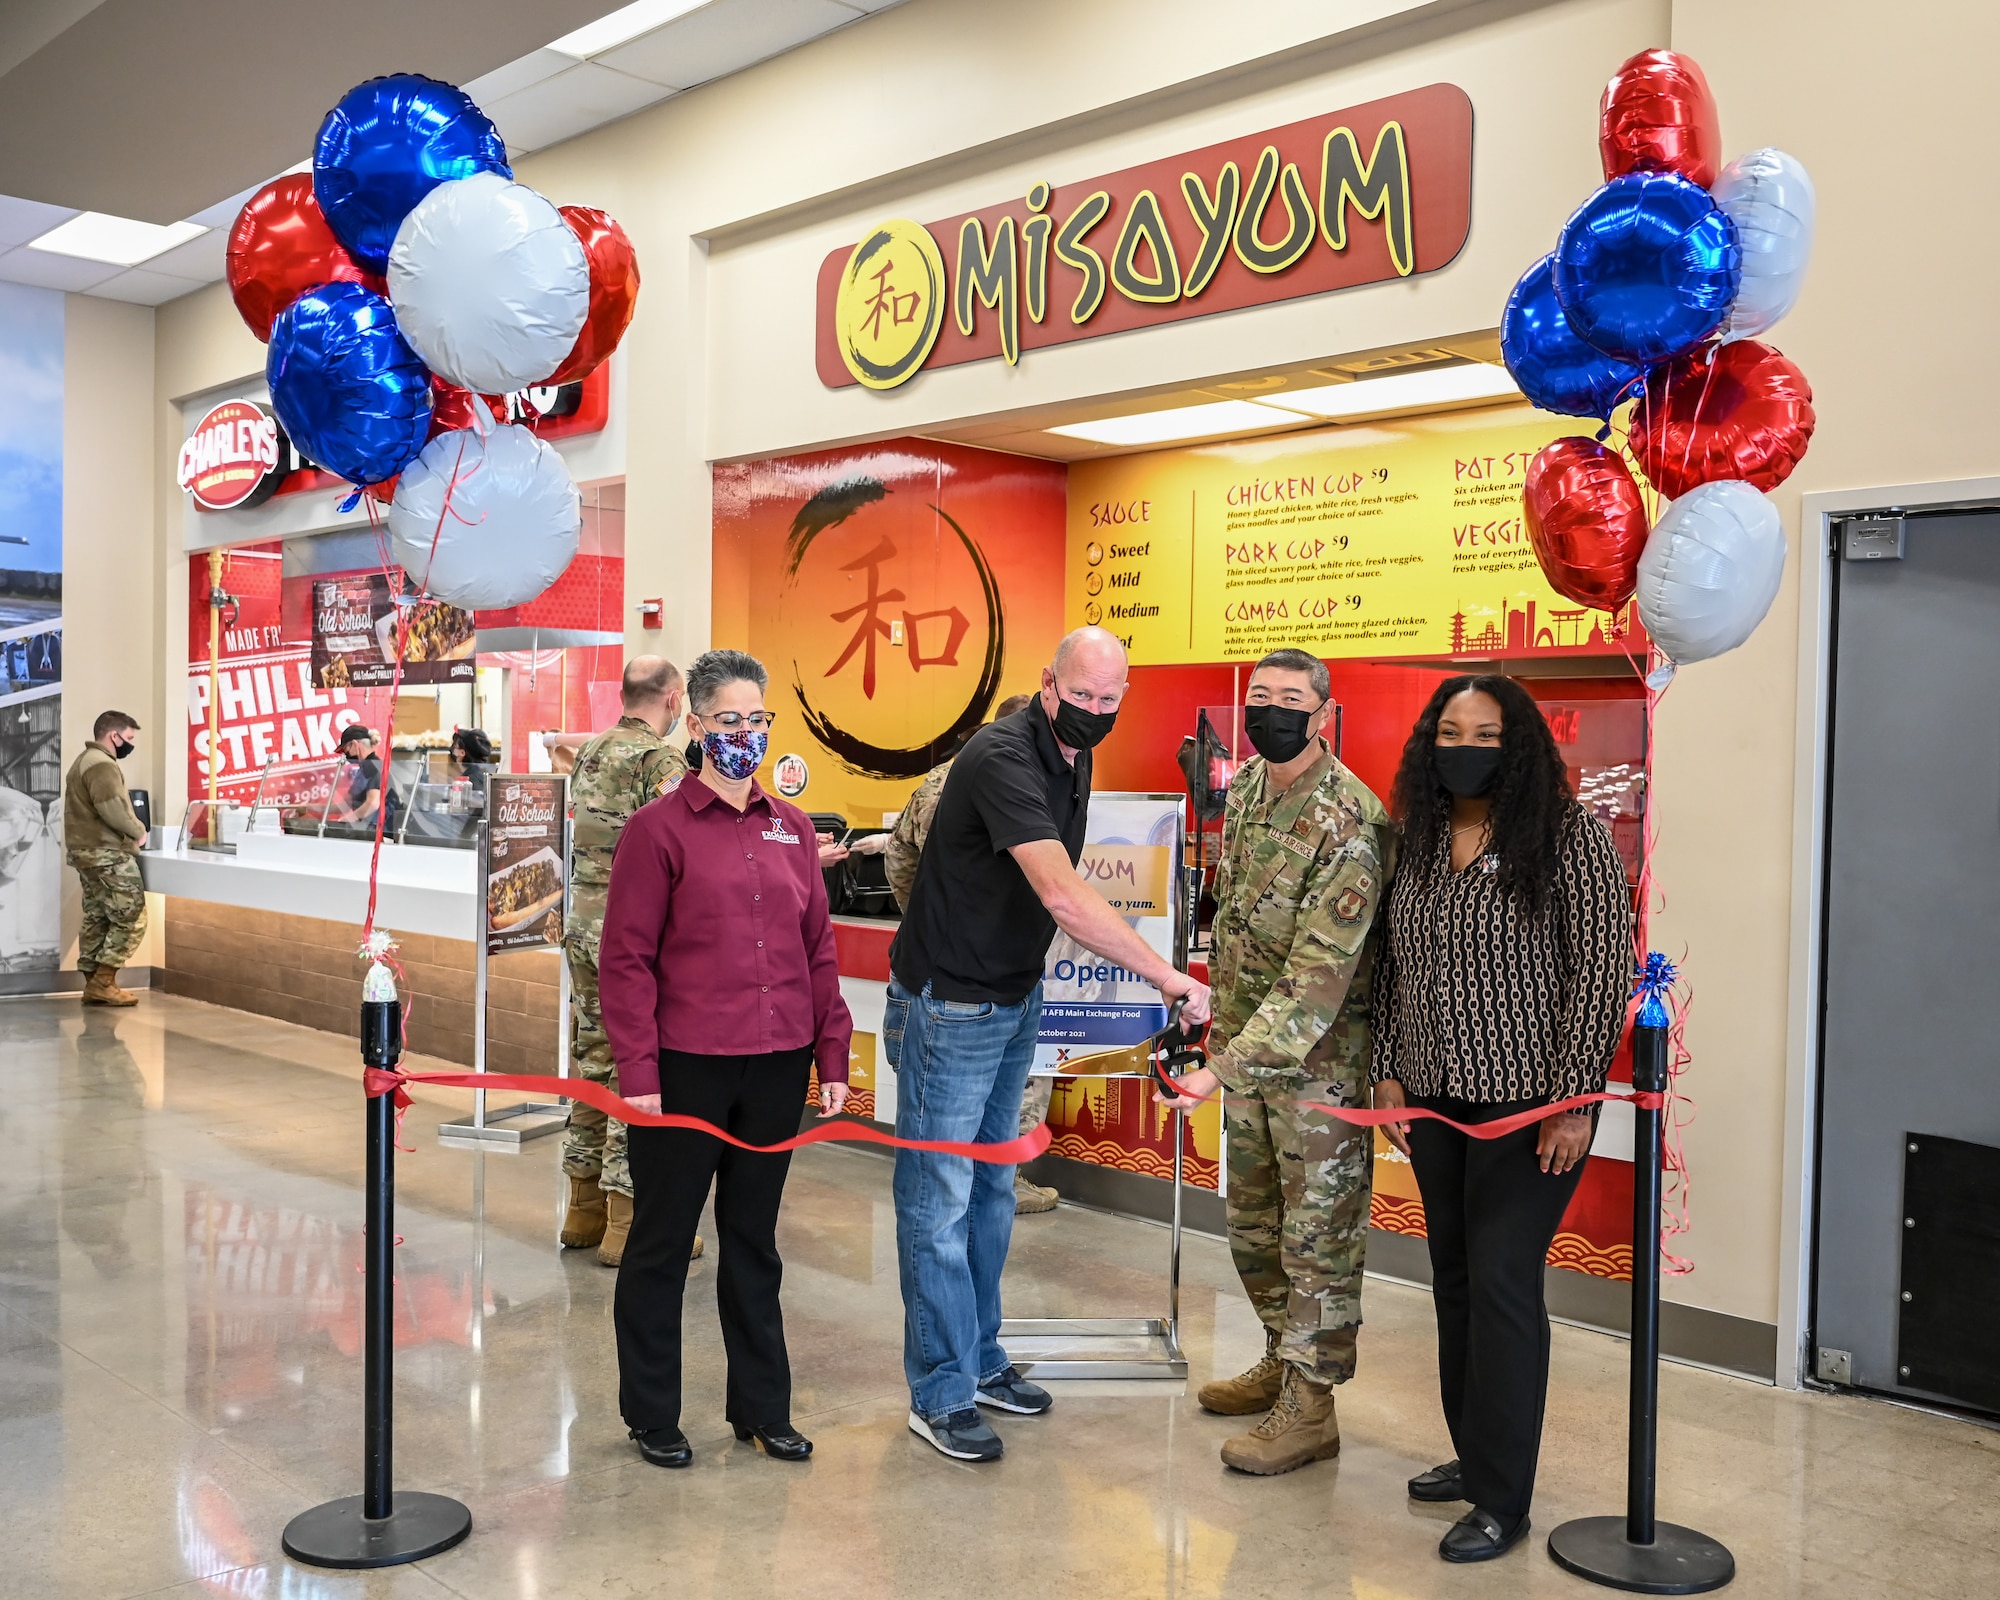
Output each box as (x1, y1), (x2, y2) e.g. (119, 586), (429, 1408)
(28, 212), (206, 266)
(1272, 362), (1520, 419)
(1049, 399), (1303, 448)
(548, 0), (710, 58)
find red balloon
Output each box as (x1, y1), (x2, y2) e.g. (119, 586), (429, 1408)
(225, 175), (384, 342)
(427, 378), (510, 439)
(1599, 49), (1722, 190)
(1523, 438), (1650, 610)
(542, 205), (640, 385)
(1628, 340), (1816, 500)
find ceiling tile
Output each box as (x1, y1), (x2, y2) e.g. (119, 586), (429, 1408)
(186, 178), (274, 231)
(598, 0), (863, 91)
(0, 193), (79, 250)
(483, 61), (675, 154)
(465, 48), (577, 107)
(144, 228), (229, 282)
(87, 266), (206, 305)
(841, 0), (905, 11)
(0, 244), (120, 291)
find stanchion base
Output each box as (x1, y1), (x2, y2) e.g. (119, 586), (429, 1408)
(282, 1493), (471, 1569)
(1547, 1517), (1734, 1594)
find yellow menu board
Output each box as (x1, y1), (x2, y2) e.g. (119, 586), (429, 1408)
(1067, 404), (1637, 664)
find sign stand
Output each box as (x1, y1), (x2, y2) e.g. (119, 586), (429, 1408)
(441, 783), (566, 1147)
(1000, 1088), (1188, 1380)
(1001, 803), (1194, 1381)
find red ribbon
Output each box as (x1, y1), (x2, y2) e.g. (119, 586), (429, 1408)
(363, 1067), (1051, 1164)
(1320, 1089), (1666, 1139)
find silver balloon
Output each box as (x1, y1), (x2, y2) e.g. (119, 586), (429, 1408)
(1713, 148), (1814, 342)
(387, 171), (588, 392)
(1635, 480), (1786, 665)
(389, 417), (580, 609)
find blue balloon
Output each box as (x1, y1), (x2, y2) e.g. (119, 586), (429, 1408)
(313, 75), (510, 273)
(1501, 254), (1647, 419)
(1553, 172), (1741, 366)
(267, 283), (433, 486)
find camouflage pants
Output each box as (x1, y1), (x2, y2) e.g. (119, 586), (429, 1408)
(71, 848), (147, 973)
(1020, 1073), (1054, 1135)
(1223, 1069), (1372, 1384)
(560, 926), (629, 1197)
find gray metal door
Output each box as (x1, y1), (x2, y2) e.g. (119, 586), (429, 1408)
(1816, 509), (2000, 1411)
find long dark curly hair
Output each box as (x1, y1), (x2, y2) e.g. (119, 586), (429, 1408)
(1389, 674), (1573, 914)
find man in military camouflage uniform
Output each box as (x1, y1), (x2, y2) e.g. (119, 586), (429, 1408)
(1157, 648), (1393, 1475)
(561, 657), (690, 1266)
(63, 711), (150, 1006)
(885, 694), (1055, 1213)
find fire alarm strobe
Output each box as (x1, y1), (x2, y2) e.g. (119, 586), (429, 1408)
(178, 399), (286, 511)
(638, 598), (663, 629)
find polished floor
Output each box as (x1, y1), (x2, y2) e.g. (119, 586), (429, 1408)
(2, 994), (1995, 1599)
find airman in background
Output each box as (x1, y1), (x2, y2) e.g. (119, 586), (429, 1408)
(561, 656), (691, 1267)
(63, 711), (149, 1007)
(1156, 648), (1394, 1476)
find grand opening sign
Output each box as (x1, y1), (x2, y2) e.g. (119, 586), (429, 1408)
(816, 84), (1472, 390)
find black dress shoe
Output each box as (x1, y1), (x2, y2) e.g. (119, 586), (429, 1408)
(733, 1422), (812, 1461)
(1439, 1507), (1530, 1563)
(1408, 1458), (1465, 1502)
(630, 1426), (692, 1468)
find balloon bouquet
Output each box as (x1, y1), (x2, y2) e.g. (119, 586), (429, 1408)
(1501, 50), (1815, 678)
(223, 75), (641, 610)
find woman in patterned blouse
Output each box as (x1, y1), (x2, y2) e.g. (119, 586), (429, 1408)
(1371, 674), (1631, 1566)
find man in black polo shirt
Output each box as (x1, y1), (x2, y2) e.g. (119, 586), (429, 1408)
(889, 626), (1212, 1462)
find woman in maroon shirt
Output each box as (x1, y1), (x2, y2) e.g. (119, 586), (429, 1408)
(599, 648), (853, 1469)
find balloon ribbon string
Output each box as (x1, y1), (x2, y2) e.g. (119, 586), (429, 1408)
(363, 1068), (1051, 1162)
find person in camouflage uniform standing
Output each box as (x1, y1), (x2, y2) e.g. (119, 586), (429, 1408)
(63, 711), (150, 1006)
(1157, 648), (1394, 1476)
(561, 657), (690, 1266)
(885, 694), (1054, 1214)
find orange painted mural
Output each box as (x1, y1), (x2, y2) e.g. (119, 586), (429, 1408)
(714, 438), (1066, 827)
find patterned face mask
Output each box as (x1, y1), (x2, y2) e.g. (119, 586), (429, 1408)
(702, 727), (768, 780)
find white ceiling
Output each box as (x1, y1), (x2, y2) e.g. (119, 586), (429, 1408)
(0, 0), (902, 308)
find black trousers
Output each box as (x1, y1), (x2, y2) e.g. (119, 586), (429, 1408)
(614, 1045), (813, 1433)
(1406, 1094), (1591, 1519)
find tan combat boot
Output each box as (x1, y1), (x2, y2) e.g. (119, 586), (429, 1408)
(1219, 1364), (1340, 1475)
(1198, 1331), (1285, 1415)
(1014, 1174), (1059, 1214)
(81, 967), (137, 1007)
(596, 1192), (703, 1267)
(560, 1175), (608, 1249)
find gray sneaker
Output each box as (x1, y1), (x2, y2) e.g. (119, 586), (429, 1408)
(976, 1365), (1053, 1415)
(908, 1407), (1004, 1461)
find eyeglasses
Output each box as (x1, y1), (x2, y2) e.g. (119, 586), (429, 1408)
(702, 712), (778, 731)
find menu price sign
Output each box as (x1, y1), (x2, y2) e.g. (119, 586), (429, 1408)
(1066, 407), (1647, 665)
(484, 775), (568, 956)
(310, 573), (476, 688)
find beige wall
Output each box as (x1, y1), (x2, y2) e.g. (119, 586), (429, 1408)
(61, 292), (161, 969)
(122, 0), (2000, 1343)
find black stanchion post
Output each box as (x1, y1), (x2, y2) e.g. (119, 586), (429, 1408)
(282, 991), (472, 1570)
(1546, 1020), (1733, 1593)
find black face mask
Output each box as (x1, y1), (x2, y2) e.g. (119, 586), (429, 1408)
(112, 738), (135, 761)
(1434, 743), (1501, 798)
(1243, 704), (1317, 765)
(1050, 695), (1118, 751)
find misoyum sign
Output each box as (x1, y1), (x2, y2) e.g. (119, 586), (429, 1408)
(817, 83), (1472, 390)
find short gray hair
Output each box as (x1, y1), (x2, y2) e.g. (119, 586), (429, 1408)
(1254, 648), (1330, 703)
(685, 648), (768, 713)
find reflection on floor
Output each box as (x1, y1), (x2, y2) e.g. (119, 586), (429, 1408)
(1, 994), (1995, 1599)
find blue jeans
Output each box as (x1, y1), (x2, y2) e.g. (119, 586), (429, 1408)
(885, 977), (1042, 1420)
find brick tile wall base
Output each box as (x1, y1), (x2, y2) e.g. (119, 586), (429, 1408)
(164, 897), (562, 1072)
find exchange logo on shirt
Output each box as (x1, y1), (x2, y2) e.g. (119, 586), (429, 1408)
(762, 823), (801, 844)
